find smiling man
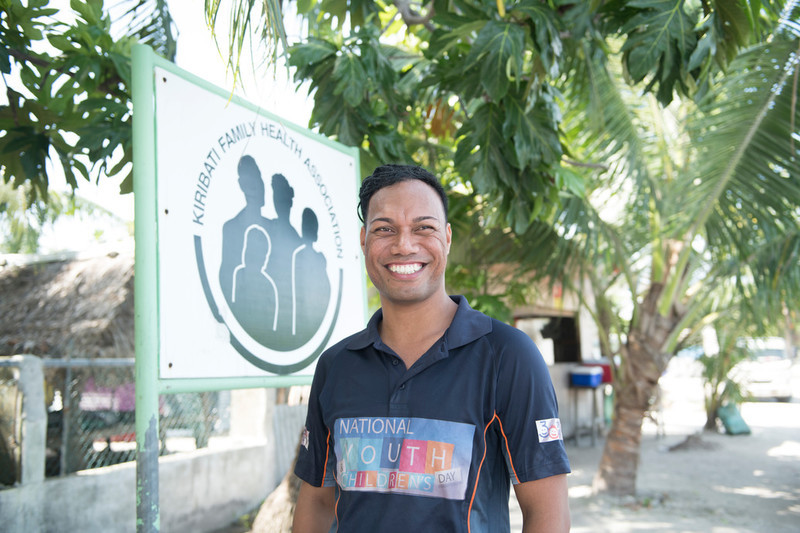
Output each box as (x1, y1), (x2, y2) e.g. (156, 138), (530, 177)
(292, 164), (571, 533)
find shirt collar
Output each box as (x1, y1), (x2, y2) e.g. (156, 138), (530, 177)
(346, 295), (493, 351)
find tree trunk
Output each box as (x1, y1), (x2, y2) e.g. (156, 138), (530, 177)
(592, 377), (656, 496)
(251, 432), (303, 533)
(704, 394), (720, 431)
(194, 392), (214, 449)
(593, 283), (678, 497)
(64, 379), (88, 473)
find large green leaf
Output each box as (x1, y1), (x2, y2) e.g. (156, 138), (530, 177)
(463, 21), (525, 101)
(513, 0), (563, 77)
(454, 102), (514, 192)
(617, 0), (698, 103)
(288, 38), (338, 68)
(1, 0), (177, 203)
(332, 53), (368, 106)
(426, 19), (485, 57)
(502, 86), (562, 169)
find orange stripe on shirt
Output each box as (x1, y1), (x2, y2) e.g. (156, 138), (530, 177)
(467, 413), (498, 533)
(495, 415), (521, 484)
(323, 428), (341, 530)
(320, 428), (331, 485)
(334, 476), (341, 531)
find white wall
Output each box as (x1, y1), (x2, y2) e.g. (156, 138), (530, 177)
(0, 443), (277, 533)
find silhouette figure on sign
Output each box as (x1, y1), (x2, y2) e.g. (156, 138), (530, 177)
(292, 208), (331, 341)
(218, 158), (332, 351)
(219, 156), (271, 305)
(263, 174), (304, 349)
(231, 225), (279, 343)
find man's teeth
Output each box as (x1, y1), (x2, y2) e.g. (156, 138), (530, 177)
(389, 264), (422, 274)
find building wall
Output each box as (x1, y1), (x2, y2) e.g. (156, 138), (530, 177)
(513, 280), (606, 445)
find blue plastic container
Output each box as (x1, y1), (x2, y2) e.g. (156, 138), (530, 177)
(570, 366), (603, 388)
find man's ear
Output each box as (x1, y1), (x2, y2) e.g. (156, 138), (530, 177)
(360, 225), (367, 252)
(445, 223), (452, 253)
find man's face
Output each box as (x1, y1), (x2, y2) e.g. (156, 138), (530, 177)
(360, 179), (451, 307)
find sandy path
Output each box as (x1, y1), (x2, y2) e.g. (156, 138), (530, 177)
(512, 359), (800, 532)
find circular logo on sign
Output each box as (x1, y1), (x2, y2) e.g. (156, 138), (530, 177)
(191, 134), (345, 374)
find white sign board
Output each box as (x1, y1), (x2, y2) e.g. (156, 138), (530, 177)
(154, 67), (365, 379)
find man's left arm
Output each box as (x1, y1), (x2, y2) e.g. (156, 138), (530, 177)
(514, 474), (570, 533)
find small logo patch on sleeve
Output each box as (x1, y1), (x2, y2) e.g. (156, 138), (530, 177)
(301, 426), (310, 450)
(536, 418), (563, 443)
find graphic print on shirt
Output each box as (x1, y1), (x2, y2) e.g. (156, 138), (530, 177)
(334, 417), (475, 500)
(535, 417), (563, 443)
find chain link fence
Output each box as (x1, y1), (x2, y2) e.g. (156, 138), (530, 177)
(1, 357), (232, 484)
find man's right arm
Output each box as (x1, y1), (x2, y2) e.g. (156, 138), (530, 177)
(292, 481), (336, 533)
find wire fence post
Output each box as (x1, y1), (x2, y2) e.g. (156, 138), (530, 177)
(15, 355), (46, 485)
(60, 354), (71, 476)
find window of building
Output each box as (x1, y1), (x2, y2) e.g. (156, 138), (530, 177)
(515, 316), (581, 364)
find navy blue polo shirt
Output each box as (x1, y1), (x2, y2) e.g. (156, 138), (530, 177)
(295, 296), (570, 532)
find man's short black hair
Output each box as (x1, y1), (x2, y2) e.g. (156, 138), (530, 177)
(358, 164), (448, 224)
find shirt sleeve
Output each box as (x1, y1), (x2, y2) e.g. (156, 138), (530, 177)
(492, 325), (571, 483)
(294, 355), (337, 487)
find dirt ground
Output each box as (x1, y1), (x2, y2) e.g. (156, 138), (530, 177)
(511, 358), (800, 533)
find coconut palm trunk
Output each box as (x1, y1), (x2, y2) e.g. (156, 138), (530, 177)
(594, 285), (680, 496)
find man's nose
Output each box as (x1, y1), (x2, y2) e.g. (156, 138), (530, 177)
(392, 230), (418, 254)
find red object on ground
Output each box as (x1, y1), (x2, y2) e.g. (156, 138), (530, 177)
(582, 362), (612, 383)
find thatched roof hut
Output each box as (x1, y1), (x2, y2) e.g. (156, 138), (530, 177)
(0, 246), (134, 359)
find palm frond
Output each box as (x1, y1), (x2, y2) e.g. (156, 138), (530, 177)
(204, 0), (289, 80)
(686, 37), (800, 255)
(111, 0), (177, 60)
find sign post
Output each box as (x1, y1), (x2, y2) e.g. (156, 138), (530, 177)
(132, 44), (161, 532)
(132, 44), (365, 531)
